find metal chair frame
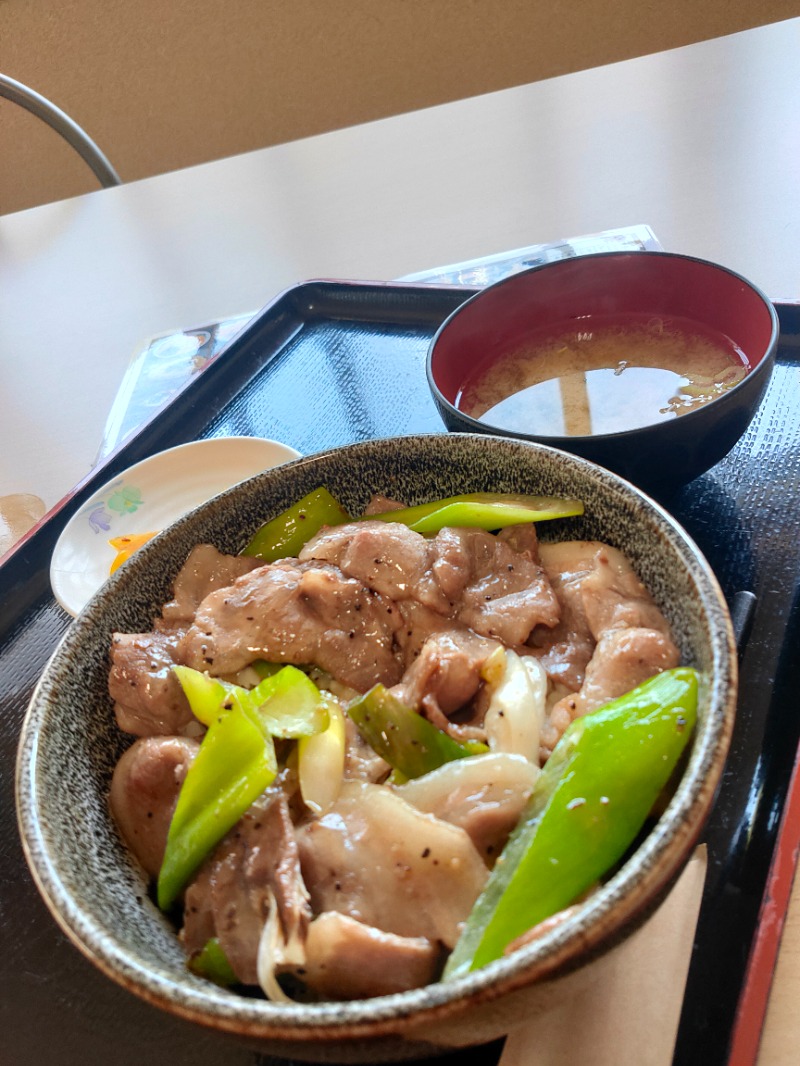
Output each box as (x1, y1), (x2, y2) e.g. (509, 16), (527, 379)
(1, 73), (121, 188)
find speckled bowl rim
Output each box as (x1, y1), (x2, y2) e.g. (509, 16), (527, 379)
(16, 433), (737, 1048)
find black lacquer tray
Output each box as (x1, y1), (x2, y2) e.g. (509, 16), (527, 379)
(1, 281), (798, 1066)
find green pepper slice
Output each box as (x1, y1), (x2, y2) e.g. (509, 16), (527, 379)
(367, 492), (584, 534)
(157, 698), (278, 910)
(188, 937), (238, 987)
(443, 666), (699, 979)
(160, 665), (329, 909)
(241, 487), (351, 561)
(235, 665), (329, 737)
(173, 663), (328, 736)
(241, 488), (583, 564)
(172, 665), (231, 727)
(347, 684), (487, 780)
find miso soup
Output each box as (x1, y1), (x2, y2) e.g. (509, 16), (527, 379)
(457, 314), (749, 437)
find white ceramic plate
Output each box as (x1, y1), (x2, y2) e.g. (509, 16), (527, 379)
(50, 436), (301, 616)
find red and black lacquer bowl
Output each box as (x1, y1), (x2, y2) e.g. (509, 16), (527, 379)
(427, 251), (778, 498)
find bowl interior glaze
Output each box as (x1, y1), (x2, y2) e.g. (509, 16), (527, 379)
(16, 434), (737, 1062)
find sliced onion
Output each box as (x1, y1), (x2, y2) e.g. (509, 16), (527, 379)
(483, 650), (547, 764)
(256, 890), (308, 1003)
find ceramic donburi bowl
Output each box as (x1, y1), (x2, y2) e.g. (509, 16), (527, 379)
(16, 433), (736, 1063)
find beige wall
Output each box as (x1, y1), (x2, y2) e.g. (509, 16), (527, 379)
(1, 0), (798, 216)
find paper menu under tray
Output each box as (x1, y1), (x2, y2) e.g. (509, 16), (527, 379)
(400, 223), (662, 286)
(95, 225), (662, 461)
(95, 311), (256, 464)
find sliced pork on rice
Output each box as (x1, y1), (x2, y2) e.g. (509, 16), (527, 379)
(108, 508), (680, 1000)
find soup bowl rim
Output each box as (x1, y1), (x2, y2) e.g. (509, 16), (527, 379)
(426, 249), (780, 445)
(16, 432), (737, 1047)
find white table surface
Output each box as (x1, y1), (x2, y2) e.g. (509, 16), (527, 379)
(1, 16), (799, 513)
(2, 16), (800, 1064)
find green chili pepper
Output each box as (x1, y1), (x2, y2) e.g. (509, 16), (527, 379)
(172, 665), (231, 727)
(367, 492), (584, 534)
(157, 698), (278, 910)
(188, 938), (238, 987)
(242, 487), (583, 564)
(160, 665), (329, 909)
(347, 684), (487, 780)
(241, 486), (351, 561)
(443, 666), (699, 979)
(173, 663), (328, 736)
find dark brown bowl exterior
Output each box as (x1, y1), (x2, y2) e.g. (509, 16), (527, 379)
(427, 252), (779, 499)
(16, 434), (737, 1062)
